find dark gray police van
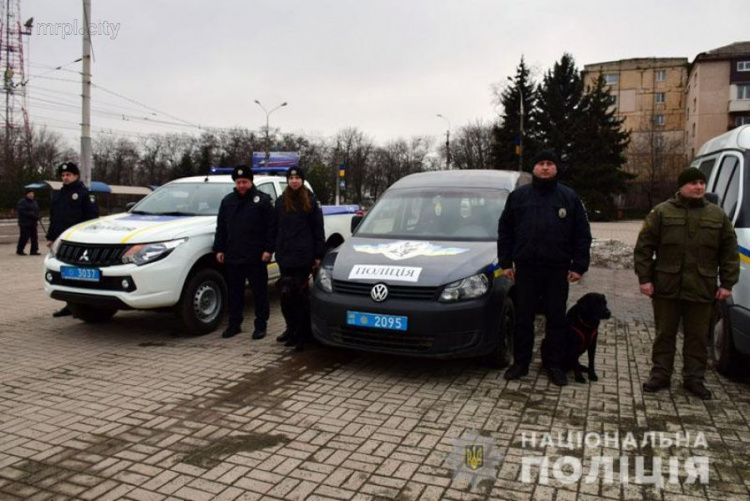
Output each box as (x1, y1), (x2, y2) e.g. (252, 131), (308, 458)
(311, 170), (531, 366)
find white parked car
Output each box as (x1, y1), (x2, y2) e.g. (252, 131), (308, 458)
(43, 174), (357, 334)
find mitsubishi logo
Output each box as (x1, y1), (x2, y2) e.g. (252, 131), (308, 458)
(370, 283), (388, 302)
(79, 250), (90, 263)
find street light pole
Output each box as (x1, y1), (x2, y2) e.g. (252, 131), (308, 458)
(253, 100), (287, 167)
(436, 114), (451, 170)
(507, 77), (524, 172)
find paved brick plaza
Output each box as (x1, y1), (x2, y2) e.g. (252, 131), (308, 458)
(0, 228), (748, 500)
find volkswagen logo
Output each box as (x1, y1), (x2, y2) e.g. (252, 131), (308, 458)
(370, 283), (388, 302)
(79, 250), (90, 263)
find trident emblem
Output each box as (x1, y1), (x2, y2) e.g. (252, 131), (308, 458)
(465, 445), (484, 471)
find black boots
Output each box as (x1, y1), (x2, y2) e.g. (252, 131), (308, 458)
(504, 364), (529, 380)
(642, 377), (671, 393)
(222, 325), (241, 338)
(683, 380), (712, 400)
(52, 305), (72, 318)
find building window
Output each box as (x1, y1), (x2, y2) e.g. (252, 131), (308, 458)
(655, 69), (666, 81)
(603, 73), (619, 85)
(654, 115), (665, 126)
(738, 84), (750, 100)
(736, 116), (750, 127)
(655, 92), (665, 104)
(738, 61), (750, 72)
(692, 123), (696, 137)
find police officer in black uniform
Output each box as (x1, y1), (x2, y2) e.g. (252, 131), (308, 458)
(274, 166), (325, 351)
(497, 151), (592, 386)
(16, 188), (41, 255)
(213, 166), (276, 339)
(46, 161), (99, 317)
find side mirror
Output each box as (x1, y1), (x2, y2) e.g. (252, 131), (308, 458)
(351, 215), (364, 234)
(126, 202), (137, 211)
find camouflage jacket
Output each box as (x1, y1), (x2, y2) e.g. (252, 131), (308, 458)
(633, 194), (739, 302)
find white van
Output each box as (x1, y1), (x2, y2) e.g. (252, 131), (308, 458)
(689, 124), (750, 375)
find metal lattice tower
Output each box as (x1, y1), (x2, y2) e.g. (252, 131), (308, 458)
(0, 0), (32, 159)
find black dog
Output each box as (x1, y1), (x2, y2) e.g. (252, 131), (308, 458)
(541, 293), (611, 383)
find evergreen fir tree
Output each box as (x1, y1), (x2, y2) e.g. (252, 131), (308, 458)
(571, 75), (633, 219)
(490, 57), (538, 171)
(532, 53), (583, 182)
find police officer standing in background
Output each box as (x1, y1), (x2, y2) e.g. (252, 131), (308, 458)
(46, 161), (99, 317)
(497, 151), (592, 386)
(274, 166), (325, 352)
(214, 166), (276, 340)
(16, 188), (41, 256)
(634, 168), (739, 400)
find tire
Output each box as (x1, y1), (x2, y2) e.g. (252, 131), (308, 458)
(69, 303), (117, 323)
(488, 296), (515, 369)
(176, 268), (227, 335)
(713, 300), (746, 376)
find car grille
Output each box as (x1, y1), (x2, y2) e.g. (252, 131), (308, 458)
(331, 326), (435, 352)
(57, 242), (128, 267)
(333, 280), (438, 300)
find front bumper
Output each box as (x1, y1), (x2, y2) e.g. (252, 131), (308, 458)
(44, 253), (189, 309)
(311, 286), (504, 358)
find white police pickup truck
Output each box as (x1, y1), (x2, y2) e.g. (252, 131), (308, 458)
(43, 173), (358, 334)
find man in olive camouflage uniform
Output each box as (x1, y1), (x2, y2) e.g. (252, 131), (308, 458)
(634, 168), (739, 400)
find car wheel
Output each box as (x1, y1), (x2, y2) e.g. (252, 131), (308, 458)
(69, 303), (117, 323)
(176, 268), (227, 335)
(488, 297), (514, 369)
(713, 300), (746, 376)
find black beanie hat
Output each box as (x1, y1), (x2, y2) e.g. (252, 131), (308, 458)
(57, 161), (80, 176)
(231, 165), (253, 181)
(530, 150), (560, 167)
(286, 166), (305, 181)
(677, 168), (706, 187)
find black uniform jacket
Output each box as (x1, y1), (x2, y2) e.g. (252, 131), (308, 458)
(497, 177), (592, 274)
(17, 197), (40, 228)
(46, 181), (99, 241)
(274, 189), (325, 268)
(213, 186), (276, 265)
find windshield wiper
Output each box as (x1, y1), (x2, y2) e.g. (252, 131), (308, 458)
(130, 210), (153, 215)
(153, 211), (197, 216)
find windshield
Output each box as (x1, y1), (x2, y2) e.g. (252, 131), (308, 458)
(356, 188), (509, 241)
(131, 182), (233, 216)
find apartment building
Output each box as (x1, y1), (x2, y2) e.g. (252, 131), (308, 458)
(582, 58), (688, 176)
(686, 41), (750, 158)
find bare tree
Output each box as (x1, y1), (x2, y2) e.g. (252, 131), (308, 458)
(449, 119), (494, 170)
(369, 136), (431, 199)
(330, 127), (374, 203)
(627, 123), (685, 210)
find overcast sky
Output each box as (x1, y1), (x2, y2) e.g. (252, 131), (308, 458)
(19, 0), (750, 149)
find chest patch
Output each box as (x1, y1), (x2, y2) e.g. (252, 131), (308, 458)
(558, 208), (567, 219)
(72, 193), (79, 201)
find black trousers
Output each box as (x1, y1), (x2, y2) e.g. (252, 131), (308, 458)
(17, 225), (39, 254)
(512, 266), (569, 368)
(278, 266), (313, 343)
(226, 263), (269, 331)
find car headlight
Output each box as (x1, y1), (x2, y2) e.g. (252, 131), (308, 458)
(49, 237), (62, 257)
(122, 238), (187, 266)
(439, 273), (489, 302)
(316, 267), (333, 293)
